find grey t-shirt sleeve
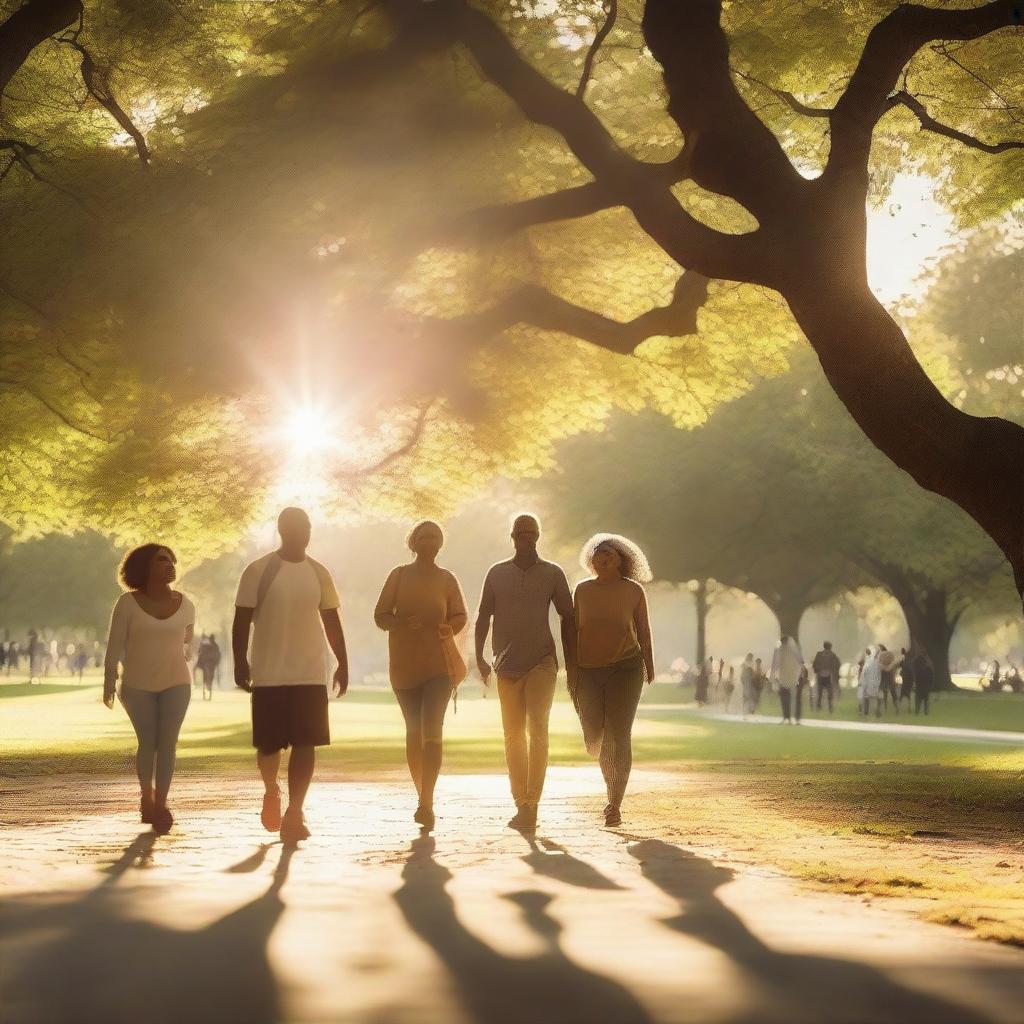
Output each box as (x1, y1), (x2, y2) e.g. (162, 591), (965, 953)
(552, 566), (573, 619)
(477, 568), (495, 619)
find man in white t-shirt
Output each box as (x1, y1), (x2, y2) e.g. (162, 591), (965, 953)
(233, 507), (348, 845)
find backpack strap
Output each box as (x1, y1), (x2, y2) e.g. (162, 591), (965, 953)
(307, 556), (335, 607)
(253, 554), (283, 621)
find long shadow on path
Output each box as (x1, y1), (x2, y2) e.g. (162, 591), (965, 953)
(393, 834), (651, 1024)
(519, 834), (624, 891)
(0, 834), (293, 1024)
(629, 839), (996, 1024)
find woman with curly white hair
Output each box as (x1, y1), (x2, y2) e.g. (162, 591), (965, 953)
(571, 533), (655, 828)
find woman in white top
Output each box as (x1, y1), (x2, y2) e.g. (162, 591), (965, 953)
(104, 544), (195, 834)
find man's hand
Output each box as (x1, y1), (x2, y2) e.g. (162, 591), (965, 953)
(476, 656), (492, 686)
(438, 623), (453, 640)
(103, 687), (116, 709)
(565, 663), (578, 693)
(333, 664), (349, 698)
(234, 660), (252, 692)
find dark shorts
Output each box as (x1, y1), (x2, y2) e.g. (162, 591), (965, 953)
(252, 685), (330, 753)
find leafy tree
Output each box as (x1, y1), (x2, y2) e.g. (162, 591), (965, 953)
(0, 528), (119, 632)
(542, 347), (1018, 686)
(1, 0), (1021, 594)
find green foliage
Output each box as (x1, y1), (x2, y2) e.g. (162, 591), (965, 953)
(0, 0), (1020, 562)
(0, 530), (120, 631)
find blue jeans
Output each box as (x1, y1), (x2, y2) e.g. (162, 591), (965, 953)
(120, 684), (191, 803)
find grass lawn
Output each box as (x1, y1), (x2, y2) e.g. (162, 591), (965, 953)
(4, 679), (1023, 778)
(652, 680), (1024, 732)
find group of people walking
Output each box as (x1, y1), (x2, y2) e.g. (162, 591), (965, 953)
(732, 637), (936, 723)
(103, 508), (655, 842)
(855, 645), (935, 716)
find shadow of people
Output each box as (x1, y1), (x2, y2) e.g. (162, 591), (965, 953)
(393, 834), (651, 1024)
(225, 842), (278, 874)
(520, 835), (623, 891)
(0, 835), (294, 1024)
(628, 839), (993, 1024)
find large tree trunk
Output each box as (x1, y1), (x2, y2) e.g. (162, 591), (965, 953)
(694, 577), (708, 704)
(765, 599), (805, 646)
(875, 567), (958, 691)
(899, 591), (957, 692)
(0, 0), (82, 98)
(785, 274), (1024, 604)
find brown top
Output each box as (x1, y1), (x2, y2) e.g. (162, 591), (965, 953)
(375, 564), (467, 690)
(574, 577), (647, 669)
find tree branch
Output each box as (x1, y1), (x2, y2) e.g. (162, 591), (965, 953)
(733, 69), (832, 119)
(395, 0), (766, 284)
(889, 89), (1024, 153)
(432, 150), (690, 246)
(0, 0), (82, 99)
(641, 0), (806, 227)
(336, 400), (434, 479)
(70, 41), (150, 167)
(828, 0), (1022, 179)
(0, 134), (90, 209)
(0, 377), (106, 440)
(577, 0), (617, 99)
(421, 271), (710, 357)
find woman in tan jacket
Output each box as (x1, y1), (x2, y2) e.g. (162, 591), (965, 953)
(374, 521), (467, 830)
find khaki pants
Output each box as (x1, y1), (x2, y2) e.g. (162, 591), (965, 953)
(497, 655), (558, 807)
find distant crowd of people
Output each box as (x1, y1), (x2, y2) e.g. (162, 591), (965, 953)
(101, 508), (655, 841)
(0, 631), (99, 681)
(690, 640), (1020, 724)
(1, 627), (226, 697)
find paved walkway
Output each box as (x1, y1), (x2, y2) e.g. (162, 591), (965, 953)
(2, 768), (1023, 1024)
(690, 710), (1024, 745)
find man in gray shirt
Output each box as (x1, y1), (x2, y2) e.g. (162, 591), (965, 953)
(476, 513), (576, 831)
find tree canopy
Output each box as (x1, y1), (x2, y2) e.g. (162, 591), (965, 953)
(538, 340), (1018, 683)
(1, 0), (1021, 582)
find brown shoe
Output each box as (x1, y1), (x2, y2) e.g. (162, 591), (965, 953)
(140, 796), (156, 825)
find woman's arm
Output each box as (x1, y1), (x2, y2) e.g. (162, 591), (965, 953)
(103, 596), (129, 702)
(445, 573), (469, 636)
(633, 584), (655, 684)
(373, 569), (404, 631)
